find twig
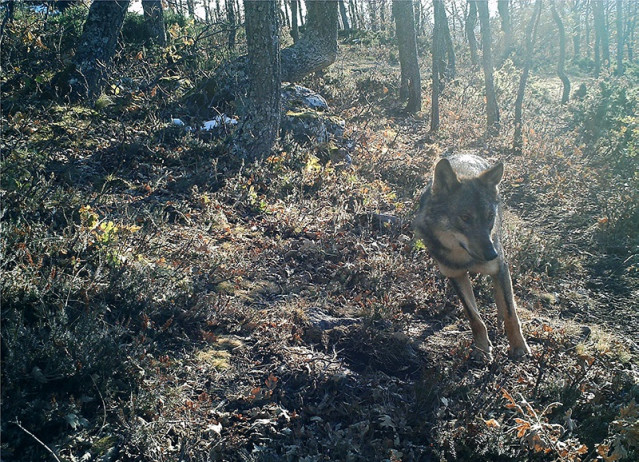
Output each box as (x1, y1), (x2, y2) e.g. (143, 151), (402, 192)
(91, 374), (108, 433)
(11, 420), (62, 462)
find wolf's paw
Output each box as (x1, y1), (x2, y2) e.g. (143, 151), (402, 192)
(508, 343), (531, 360)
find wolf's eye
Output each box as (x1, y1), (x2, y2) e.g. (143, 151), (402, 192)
(460, 214), (472, 223)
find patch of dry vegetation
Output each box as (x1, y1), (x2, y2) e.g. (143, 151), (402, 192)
(2, 9), (638, 462)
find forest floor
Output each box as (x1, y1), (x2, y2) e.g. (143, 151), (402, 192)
(2, 39), (639, 462)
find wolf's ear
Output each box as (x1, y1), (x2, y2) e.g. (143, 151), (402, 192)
(432, 158), (460, 194)
(478, 162), (504, 186)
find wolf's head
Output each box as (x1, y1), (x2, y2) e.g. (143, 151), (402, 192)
(430, 157), (504, 262)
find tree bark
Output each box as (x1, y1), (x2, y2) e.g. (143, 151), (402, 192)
(497, 0), (513, 63)
(226, 0), (237, 49)
(585, 0), (592, 59)
(69, 0), (131, 100)
(477, 0), (500, 135)
(593, 0), (609, 75)
(339, 0), (350, 30)
(466, 0), (479, 67)
(440, 1), (456, 79)
(431, 0), (444, 131)
(290, 0), (299, 42)
(280, 0), (339, 82)
(282, 0), (291, 29)
(514, 0), (542, 154)
(142, 0), (166, 46)
(571, 0), (582, 61)
(551, 1), (570, 103)
(235, 0), (281, 161)
(349, 0), (358, 29)
(368, 0), (379, 32)
(393, 0), (421, 112)
(616, 0), (624, 75)
(627, 0), (637, 61)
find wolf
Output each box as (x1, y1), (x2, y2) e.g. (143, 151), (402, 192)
(413, 153), (530, 360)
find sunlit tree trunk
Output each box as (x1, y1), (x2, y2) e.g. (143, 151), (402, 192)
(514, 0), (542, 153)
(226, 0), (237, 49)
(497, 0), (513, 63)
(349, 0), (358, 29)
(551, 1), (570, 103)
(393, 0), (421, 112)
(431, 0), (445, 131)
(616, 0), (624, 75)
(290, 0), (299, 42)
(215, 0), (222, 21)
(235, 0), (281, 160)
(368, 0), (379, 31)
(627, 0), (637, 61)
(466, 0), (479, 67)
(70, 0), (130, 100)
(593, 0), (609, 75)
(571, 0), (582, 61)
(339, 0), (350, 30)
(585, 0), (592, 60)
(440, 1), (456, 79)
(477, 0), (500, 135)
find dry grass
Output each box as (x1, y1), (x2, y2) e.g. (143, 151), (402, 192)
(2, 12), (638, 462)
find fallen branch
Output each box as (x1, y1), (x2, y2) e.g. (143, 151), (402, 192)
(11, 420), (62, 462)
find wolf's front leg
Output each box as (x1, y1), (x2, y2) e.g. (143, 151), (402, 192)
(491, 263), (530, 358)
(450, 274), (493, 360)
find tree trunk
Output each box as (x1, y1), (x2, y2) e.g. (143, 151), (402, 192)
(349, 0), (358, 29)
(339, 0), (350, 30)
(282, 0), (291, 29)
(280, 0), (339, 82)
(514, 0), (542, 154)
(69, 0), (130, 100)
(593, 0), (609, 75)
(142, 0), (166, 46)
(627, 0), (637, 61)
(393, 0), (421, 112)
(215, 0), (222, 21)
(0, 0), (15, 50)
(431, 0), (444, 131)
(439, 1), (456, 79)
(616, 0), (624, 75)
(497, 0), (513, 63)
(201, 0), (337, 112)
(290, 0), (299, 42)
(477, 0), (500, 135)
(466, 0), (479, 66)
(551, 1), (570, 103)
(571, 0), (582, 61)
(236, 0), (281, 161)
(585, 0), (592, 59)
(414, 0), (422, 35)
(226, 0), (237, 49)
(380, 0), (388, 31)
